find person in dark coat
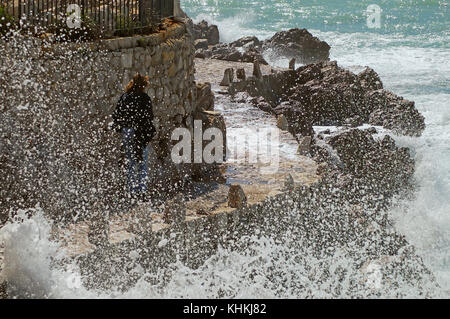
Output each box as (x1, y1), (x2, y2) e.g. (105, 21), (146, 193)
(112, 73), (156, 200)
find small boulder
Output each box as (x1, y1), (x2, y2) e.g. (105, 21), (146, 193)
(220, 68), (234, 86)
(231, 36), (261, 48)
(253, 60), (263, 78)
(207, 25), (220, 45)
(196, 82), (215, 111)
(195, 39), (209, 50)
(225, 50), (242, 62)
(284, 173), (295, 190)
(297, 136), (312, 156)
(277, 114), (289, 131)
(228, 184), (247, 209)
(236, 68), (246, 81)
(289, 58), (296, 70)
(263, 28), (330, 64)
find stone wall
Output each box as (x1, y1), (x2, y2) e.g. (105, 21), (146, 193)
(0, 20), (198, 223)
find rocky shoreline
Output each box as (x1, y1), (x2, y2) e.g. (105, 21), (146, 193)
(0, 19), (443, 297)
(191, 16), (424, 206)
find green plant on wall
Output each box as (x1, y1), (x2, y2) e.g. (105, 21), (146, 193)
(114, 15), (143, 37)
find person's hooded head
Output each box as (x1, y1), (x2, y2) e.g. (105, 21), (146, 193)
(125, 73), (150, 94)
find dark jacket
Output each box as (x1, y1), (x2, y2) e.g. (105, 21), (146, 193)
(112, 91), (156, 160)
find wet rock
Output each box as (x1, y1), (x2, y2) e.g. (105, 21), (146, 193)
(232, 91), (252, 103)
(236, 68), (246, 81)
(297, 136), (312, 156)
(225, 50), (242, 62)
(195, 82), (215, 111)
(277, 114), (289, 131)
(357, 67), (383, 90)
(194, 39), (209, 50)
(253, 60), (262, 79)
(163, 193), (186, 225)
(284, 173), (295, 191)
(228, 184), (247, 209)
(193, 20), (220, 45)
(241, 48), (268, 65)
(240, 60), (425, 137)
(194, 50), (207, 59)
(326, 128), (415, 195)
(263, 28), (330, 64)
(274, 101), (315, 137)
(207, 43), (267, 64)
(367, 90), (425, 136)
(190, 109), (227, 182)
(202, 110), (227, 161)
(251, 96), (273, 113)
(220, 68), (234, 86)
(231, 36), (261, 48)
(207, 25), (220, 45)
(289, 58), (296, 70)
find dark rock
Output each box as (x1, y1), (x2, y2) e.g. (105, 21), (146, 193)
(277, 114), (289, 131)
(284, 173), (295, 190)
(228, 59), (424, 137)
(207, 25), (220, 45)
(228, 184), (247, 209)
(253, 60), (263, 78)
(195, 82), (215, 111)
(209, 43), (267, 64)
(326, 128), (415, 195)
(193, 20), (220, 46)
(289, 58), (296, 70)
(191, 109), (227, 175)
(241, 48), (268, 65)
(358, 67), (383, 90)
(274, 101), (314, 137)
(195, 50), (207, 59)
(220, 68), (234, 86)
(297, 136), (312, 156)
(251, 96), (273, 113)
(236, 68), (246, 81)
(231, 36), (261, 48)
(194, 38), (209, 50)
(250, 61), (423, 136)
(225, 50), (242, 62)
(367, 90), (425, 137)
(263, 28), (330, 64)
